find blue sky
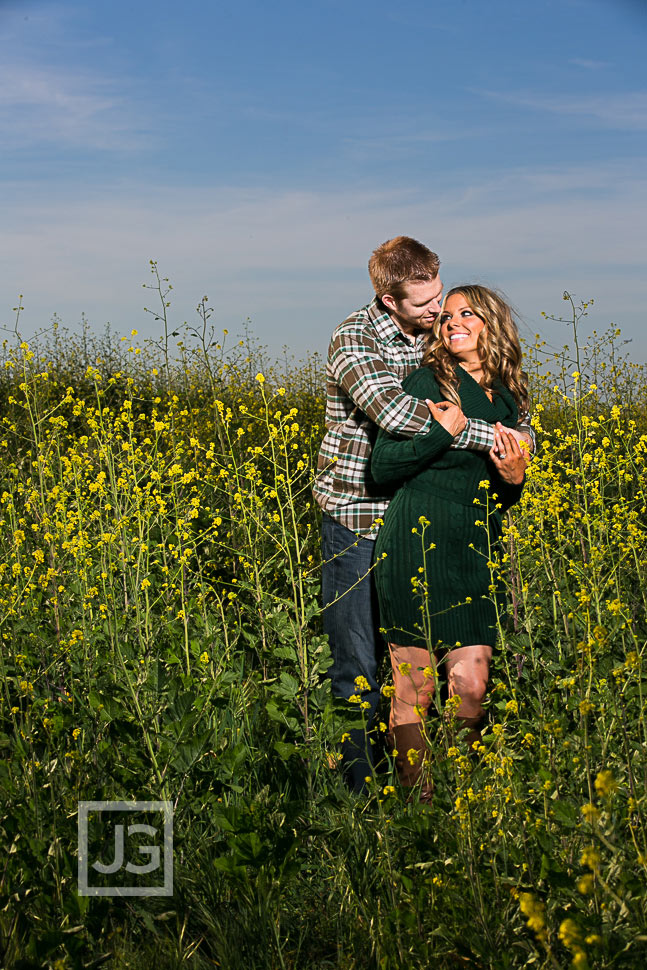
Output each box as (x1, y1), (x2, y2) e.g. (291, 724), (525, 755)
(1, 0), (646, 362)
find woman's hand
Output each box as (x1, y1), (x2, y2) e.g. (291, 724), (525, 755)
(426, 399), (467, 437)
(489, 427), (527, 484)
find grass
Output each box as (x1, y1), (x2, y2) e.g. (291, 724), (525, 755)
(0, 285), (646, 969)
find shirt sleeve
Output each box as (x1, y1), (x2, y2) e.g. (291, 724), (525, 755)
(453, 412), (537, 454)
(516, 410), (537, 453)
(453, 419), (496, 452)
(371, 422), (455, 486)
(329, 327), (432, 436)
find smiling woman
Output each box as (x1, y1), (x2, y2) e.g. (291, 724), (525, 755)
(371, 284), (530, 799)
(439, 292), (485, 359)
(429, 285), (530, 415)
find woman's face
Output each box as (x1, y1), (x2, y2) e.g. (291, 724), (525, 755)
(439, 293), (486, 359)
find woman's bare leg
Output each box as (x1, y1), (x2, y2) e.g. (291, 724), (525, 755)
(389, 644), (436, 731)
(443, 644), (492, 749)
(389, 644), (435, 797)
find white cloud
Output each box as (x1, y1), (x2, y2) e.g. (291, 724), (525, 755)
(478, 89), (647, 131)
(569, 58), (609, 70)
(1, 163), (646, 357)
(0, 60), (151, 151)
(0, 6), (152, 152)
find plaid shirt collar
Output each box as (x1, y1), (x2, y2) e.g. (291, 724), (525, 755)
(369, 297), (422, 348)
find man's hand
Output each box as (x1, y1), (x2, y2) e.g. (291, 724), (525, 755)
(490, 428), (527, 484)
(496, 422), (533, 455)
(426, 399), (467, 437)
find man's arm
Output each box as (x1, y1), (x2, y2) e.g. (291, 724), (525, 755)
(329, 327), (432, 436)
(454, 412), (536, 454)
(329, 325), (536, 450)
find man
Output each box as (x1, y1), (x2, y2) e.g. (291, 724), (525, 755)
(314, 236), (533, 792)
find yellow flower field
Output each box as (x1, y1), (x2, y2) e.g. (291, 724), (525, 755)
(1, 290), (646, 969)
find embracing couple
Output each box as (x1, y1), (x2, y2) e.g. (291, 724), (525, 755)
(314, 236), (534, 797)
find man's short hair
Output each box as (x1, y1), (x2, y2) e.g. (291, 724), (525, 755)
(368, 236), (440, 301)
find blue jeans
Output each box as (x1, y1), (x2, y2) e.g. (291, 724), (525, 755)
(321, 513), (383, 791)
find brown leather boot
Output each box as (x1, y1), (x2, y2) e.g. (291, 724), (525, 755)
(392, 722), (433, 803)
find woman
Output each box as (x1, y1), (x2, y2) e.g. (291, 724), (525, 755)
(372, 285), (529, 797)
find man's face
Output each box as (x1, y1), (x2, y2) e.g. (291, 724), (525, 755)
(382, 278), (444, 335)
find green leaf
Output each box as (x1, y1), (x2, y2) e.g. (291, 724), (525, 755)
(273, 740), (299, 760)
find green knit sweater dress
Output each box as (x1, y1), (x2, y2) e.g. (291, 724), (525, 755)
(372, 364), (524, 650)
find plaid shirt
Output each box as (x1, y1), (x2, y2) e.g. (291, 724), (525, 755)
(313, 297), (535, 537)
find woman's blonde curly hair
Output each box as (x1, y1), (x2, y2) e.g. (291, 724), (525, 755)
(422, 284), (529, 412)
